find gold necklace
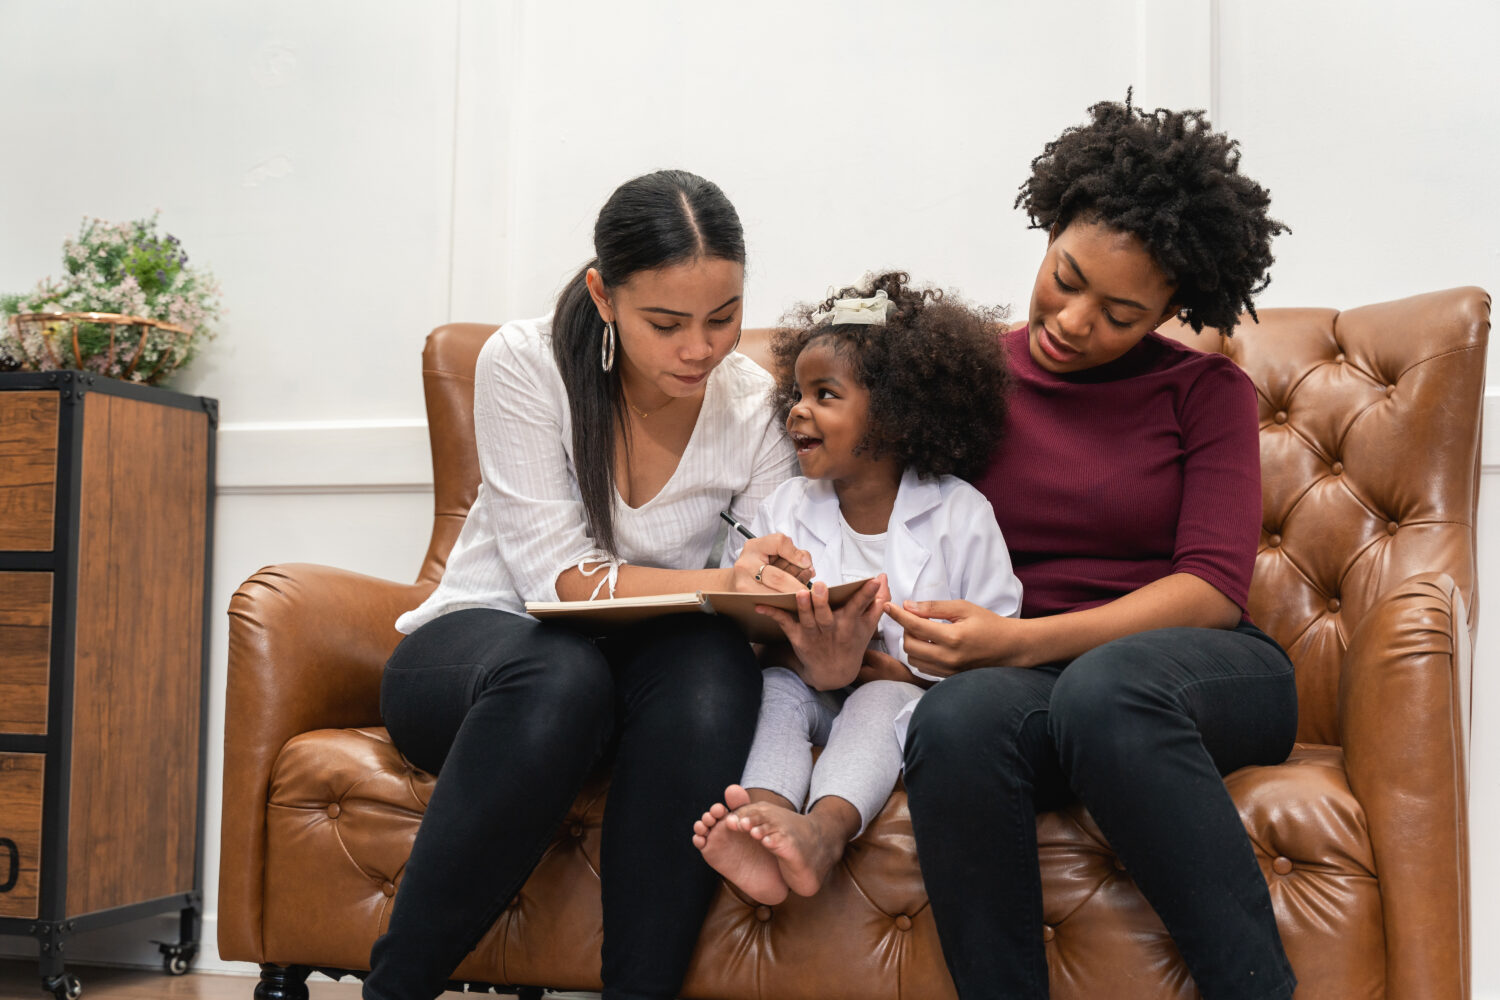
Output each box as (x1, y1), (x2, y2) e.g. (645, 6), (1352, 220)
(626, 394), (673, 419)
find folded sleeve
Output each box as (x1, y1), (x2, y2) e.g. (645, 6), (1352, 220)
(472, 327), (613, 603)
(1171, 359), (1260, 611)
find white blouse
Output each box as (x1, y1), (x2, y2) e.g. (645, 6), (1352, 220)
(396, 316), (798, 632)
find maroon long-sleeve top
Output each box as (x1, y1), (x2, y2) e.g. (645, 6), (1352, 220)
(973, 327), (1261, 620)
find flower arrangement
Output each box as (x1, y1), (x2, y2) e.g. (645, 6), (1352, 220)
(0, 214), (221, 385)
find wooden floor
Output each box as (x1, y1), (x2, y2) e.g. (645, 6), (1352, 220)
(0, 961), (362, 1000)
(0, 960), (605, 1000)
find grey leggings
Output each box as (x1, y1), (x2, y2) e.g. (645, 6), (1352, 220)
(740, 667), (924, 834)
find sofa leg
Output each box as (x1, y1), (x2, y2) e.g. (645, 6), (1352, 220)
(254, 964), (311, 1000)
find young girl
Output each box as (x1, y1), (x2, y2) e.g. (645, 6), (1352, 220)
(692, 271), (1021, 906)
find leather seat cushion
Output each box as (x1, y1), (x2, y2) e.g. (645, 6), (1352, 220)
(261, 731), (1383, 999)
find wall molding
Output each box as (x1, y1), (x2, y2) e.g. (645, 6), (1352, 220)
(1487, 391), (1500, 472)
(216, 419), (434, 495)
(215, 390), (1500, 497)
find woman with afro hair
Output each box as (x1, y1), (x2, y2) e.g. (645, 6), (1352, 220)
(887, 94), (1298, 999)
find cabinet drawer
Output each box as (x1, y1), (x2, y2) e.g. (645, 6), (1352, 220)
(0, 753), (45, 919)
(0, 392), (59, 551)
(0, 572), (51, 735)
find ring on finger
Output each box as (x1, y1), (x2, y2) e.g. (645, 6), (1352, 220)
(754, 563), (766, 583)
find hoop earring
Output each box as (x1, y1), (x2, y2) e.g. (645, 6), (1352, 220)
(600, 321), (616, 373)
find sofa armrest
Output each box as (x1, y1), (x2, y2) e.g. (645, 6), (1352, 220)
(1338, 571), (1471, 1000)
(218, 562), (432, 962)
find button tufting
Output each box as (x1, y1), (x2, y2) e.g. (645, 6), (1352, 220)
(895, 914), (913, 931)
(1273, 411), (1287, 424)
(1327, 598), (1341, 613)
(1042, 925), (1055, 942)
(1331, 461), (1344, 475)
(382, 880), (396, 897)
(325, 803), (341, 819)
(1387, 521), (1400, 535)
(1268, 534), (1282, 548)
(1112, 856), (1126, 872)
(1384, 383), (1394, 393)
(570, 822), (585, 838)
(1272, 857), (1293, 876)
(755, 905), (772, 923)
(1335, 353), (1345, 363)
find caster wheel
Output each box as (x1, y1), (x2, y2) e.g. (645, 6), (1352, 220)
(43, 973), (81, 999)
(159, 943), (197, 975)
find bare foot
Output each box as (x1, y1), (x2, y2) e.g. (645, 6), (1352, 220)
(693, 784), (790, 905)
(724, 798), (855, 898)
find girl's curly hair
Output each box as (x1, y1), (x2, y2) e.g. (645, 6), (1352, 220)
(1016, 90), (1289, 333)
(769, 271), (1010, 481)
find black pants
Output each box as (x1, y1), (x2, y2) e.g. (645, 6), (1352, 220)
(363, 608), (761, 1000)
(903, 624), (1299, 1000)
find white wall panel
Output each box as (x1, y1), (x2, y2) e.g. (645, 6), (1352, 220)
(499, 0), (1148, 327)
(1214, 0), (1500, 384)
(1477, 465), (1500, 999)
(0, 0), (458, 424)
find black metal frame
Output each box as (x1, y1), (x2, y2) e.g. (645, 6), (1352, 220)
(0, 371), (217, 996)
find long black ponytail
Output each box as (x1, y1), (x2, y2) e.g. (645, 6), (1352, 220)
(551, 169), (745, 557)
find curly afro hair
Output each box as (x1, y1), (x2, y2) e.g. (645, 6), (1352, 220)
(1016, 90), (1289, 333)
(769, 271), (1010, 482)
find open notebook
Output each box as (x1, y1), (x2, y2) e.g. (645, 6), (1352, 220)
(525, 577), (875, 643)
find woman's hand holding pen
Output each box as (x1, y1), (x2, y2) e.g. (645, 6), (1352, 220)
(729, 534), (815, 594)
(721, 510), (813, 591)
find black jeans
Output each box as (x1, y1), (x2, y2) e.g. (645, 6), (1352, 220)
(903, 624), (1299, 1000)
(363, 608), (761, 1000)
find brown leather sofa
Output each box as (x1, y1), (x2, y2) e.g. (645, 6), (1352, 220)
(221, 286), (1489, 999)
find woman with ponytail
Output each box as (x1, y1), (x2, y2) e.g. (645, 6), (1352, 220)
(364, 170), (821, 1000)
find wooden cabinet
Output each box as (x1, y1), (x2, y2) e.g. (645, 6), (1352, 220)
(0, 372), (215, 998)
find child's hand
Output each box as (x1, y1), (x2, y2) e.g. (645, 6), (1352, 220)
(883, 599), (1029, 676)
(756, 575), (890, 690)
(731, 534), (814, 593)
(856, 648), (932, 687)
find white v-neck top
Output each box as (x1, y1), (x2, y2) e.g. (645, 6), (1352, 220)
(396, 316), (797, 632)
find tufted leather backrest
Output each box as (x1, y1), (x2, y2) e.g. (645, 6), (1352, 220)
(417, 322), (498, 585)
(1158, 288), (1488, 745)
(418, 288), (1490, 746)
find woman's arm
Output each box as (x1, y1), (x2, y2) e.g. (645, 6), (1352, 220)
(555, 535), (812, 601)
(886, 571), (1240, 674)
(890, 358), (1258, 674)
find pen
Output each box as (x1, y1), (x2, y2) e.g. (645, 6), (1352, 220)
(720, 510), (814, 589)
(719, 509), (756, 541)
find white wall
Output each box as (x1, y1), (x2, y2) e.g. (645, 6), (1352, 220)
(1, 0), (1497, 992)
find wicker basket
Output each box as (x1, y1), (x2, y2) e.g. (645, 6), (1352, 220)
(2, 311), (197, 385)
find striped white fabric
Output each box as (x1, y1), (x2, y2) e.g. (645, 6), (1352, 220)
(396, 316), (797, 632)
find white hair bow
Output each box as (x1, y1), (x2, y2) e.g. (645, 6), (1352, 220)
(816, 288), (892, 326)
